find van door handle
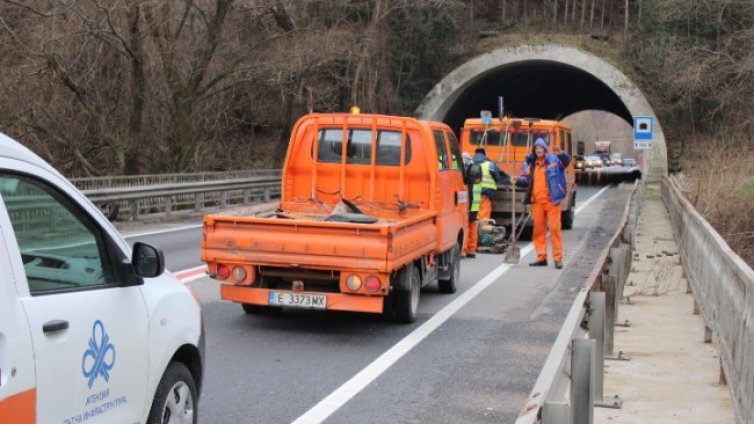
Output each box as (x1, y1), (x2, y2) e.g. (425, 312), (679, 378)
(43, 319), (69, 333)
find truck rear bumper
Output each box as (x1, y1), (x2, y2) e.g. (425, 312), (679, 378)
(220, 285), (385, 314)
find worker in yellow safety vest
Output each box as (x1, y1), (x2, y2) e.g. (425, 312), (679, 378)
(472, 147), (508, 221)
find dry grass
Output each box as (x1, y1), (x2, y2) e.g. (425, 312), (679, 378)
(679, 131), (754, 267)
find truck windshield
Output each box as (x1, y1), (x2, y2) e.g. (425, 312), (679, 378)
(316, 128), (411, 166)
(469, 129), (549, 147)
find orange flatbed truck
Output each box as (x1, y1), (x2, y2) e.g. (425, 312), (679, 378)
(460, 117), (577, 231)
(201, 113), (468, 323)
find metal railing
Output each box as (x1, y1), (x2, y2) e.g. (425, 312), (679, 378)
(663, 175), (754, 423)
(70, 170), (281, 190)
(81, 175), (282, 221)
(516, 180), (640, 424)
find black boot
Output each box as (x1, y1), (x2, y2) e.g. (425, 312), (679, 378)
(529, 259), (547, 267)
(554, 261), (563, 269)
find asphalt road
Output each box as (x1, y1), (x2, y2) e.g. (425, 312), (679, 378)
(118, 182), (631, 423)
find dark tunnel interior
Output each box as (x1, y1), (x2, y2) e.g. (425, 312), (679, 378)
(442, 60), (632, 133)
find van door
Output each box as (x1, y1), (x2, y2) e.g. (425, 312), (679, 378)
(0, 170), (150, 424)
(0, 201), (36, 424)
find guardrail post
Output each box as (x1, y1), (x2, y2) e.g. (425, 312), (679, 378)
(195, 193), (204, 211)
(571, 338), (595, 424)
(165, 196), (172, 215)
(704, 324), (712, 343)
(589, 292), (606, 401)
(244, 189), (251, 204)
(600, 275), (616, 355)
(264, 188), (271, 202)
(129, 200), (139, 221)
(543, 401), (571, 424)
(589, 293), (623, 409)
(220, 191), (228, 209)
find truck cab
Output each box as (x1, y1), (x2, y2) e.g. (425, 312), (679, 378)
(0, 133), (204, 423)
(459, 117), (577, 230)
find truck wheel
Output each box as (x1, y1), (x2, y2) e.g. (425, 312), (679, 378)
(147, 362), (198, 424)
(438, 245), (459, 294)
(390, 265), (420, 324)
(242, 303), (283, 314)
(561, 195), (575, 230)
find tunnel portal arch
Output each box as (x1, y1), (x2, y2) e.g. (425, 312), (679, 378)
(416, 44), (667, 182)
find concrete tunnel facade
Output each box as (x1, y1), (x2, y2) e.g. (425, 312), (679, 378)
(415, 44), (667, 182)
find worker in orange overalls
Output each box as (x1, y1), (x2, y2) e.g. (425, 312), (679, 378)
(516, 138), (571, 269)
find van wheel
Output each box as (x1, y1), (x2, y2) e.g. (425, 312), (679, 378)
(561, 195), (575, 230)
(387, 265), (420, 324)
(242, 303), (282, 314)
(148, 362), (197, 424)
(438, 245), (459, 294)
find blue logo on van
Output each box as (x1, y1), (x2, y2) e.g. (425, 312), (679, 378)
(81, 320), (116, 388)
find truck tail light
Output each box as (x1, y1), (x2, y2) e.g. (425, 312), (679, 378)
(346, 275), (362, 291)
(231, 266), (247, 283)
(216, 264), (230, 279)
(365, 275), (381, 293)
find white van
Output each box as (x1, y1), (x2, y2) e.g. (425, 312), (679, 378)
(0, 133), (204, 423)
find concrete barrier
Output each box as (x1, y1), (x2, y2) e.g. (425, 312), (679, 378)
(663, 175), (754, 423)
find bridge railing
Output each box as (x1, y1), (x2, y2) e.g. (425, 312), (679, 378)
(79, 175), (282, 221)
(70, 170), (281, 190)
(516, 180), (640, 424)
(663, 175), (754, 423)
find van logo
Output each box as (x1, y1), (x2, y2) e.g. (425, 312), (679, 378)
(81, 320), (116, 388)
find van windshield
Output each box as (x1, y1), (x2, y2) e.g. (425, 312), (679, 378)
(316, 128), (411, 166)
(468, 129), (550, 147)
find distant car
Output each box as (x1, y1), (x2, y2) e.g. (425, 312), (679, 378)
(587, 155), (603, 168)
(574, 155), (587, 170)
(623, 158), (637, 167)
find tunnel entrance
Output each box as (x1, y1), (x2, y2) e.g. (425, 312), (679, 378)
(416, 44), (667, 182)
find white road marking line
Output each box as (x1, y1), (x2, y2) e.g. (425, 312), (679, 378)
(175, 265), (208, 283)
(292, 187), (610, 423)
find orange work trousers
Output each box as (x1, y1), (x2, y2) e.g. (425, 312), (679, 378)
(531, 201), (563, 262)
(478, 196), (493, 222)
(464, 218), (478, 255)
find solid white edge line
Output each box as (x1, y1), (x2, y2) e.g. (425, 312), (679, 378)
(292, 187), (611, 424)
(124, 224), (203, 239)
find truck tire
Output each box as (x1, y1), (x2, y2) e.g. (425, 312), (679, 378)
(148, 362), (198, 424)
(561, 193), (575, 230)
(387, 264), (420, 324)
(438, 244), (459, 294)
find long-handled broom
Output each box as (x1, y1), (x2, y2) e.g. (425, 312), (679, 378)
(504, 123), (532, 263)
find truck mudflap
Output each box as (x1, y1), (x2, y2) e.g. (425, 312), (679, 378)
(220, 285), (384, 314)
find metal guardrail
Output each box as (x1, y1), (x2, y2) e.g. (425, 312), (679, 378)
(663, 175), (754, 424)
(70, 170), (281, 190)
(516, 180), (640, 424)
(81, 176), (282, 221)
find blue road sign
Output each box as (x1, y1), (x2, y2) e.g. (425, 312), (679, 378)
(633, 116), (653, 149)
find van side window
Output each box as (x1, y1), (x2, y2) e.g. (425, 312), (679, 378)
(0, 173), (115, 295)
(446, 131), (463, 171)
(316, 128), (411, 165)
(433, 130), (449, 170)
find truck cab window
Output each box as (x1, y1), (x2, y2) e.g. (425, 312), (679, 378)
(317, 128), (410, 166)
(433, 130), (449, 170)
(0, 173), (115, 294)
(446, 131), (463, 171)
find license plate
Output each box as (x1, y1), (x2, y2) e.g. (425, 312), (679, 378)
(268, 291), (327, 309)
